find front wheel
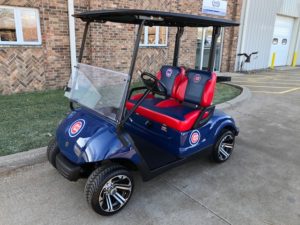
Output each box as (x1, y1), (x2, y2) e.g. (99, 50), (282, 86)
(84, 164), (134, 216)
(47, 138), (60, 168)
(212, 130), (235, 163)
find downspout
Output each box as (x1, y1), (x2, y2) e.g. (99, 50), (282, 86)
(68, 0), (77, 77)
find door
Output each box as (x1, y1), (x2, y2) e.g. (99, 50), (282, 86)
(270, 16), (294, 66)
(195, 27), (223, 71)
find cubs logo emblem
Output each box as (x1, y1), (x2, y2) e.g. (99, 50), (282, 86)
(69, 119), (85, 137)
(189, 130), (200, 145)
(166, 68), (173, 78)
(193, 74), (202, 83)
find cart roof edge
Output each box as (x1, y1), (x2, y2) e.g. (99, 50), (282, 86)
(74, 9), (239, 27)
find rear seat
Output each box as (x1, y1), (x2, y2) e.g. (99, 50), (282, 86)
(126, 69), (217, 132)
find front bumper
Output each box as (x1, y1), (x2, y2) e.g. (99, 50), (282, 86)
(56, 153), (81, 181)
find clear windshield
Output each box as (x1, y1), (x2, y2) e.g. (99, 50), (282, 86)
(68, 63), (128, 121)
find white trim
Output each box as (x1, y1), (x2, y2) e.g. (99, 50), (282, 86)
(200, 28), (205, 69)
(218, 27), (224, 72)
(0, 6), (42, 45)
(140, 26), (168, 47)
(144, 26), (148, 44)
(15, 8), (23, 43)
(68, 0), (77, 76)
(155, 26), (159, 45)
(235, 0), (249, 70)
(287, 17), (299, 64)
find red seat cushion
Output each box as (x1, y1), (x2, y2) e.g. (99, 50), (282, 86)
(130, 93), (155, 101)
(155, 98), (181, 108)
(126, 100), (206, 132)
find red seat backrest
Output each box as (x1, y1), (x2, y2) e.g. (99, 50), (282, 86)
(156, 65), (185, 98)
(175, 70), (217, 107)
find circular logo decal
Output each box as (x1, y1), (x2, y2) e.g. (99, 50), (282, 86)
(69, 119), (85, 137)
(193, 74), (202, 83)
(189, 130), (201, 145)
(166, 68), (173, 78)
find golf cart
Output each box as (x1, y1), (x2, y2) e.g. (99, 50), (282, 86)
(47, 9), (239, 216)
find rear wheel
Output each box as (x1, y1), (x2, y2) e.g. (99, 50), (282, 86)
(47, 138), (60, 168)
(212, 130), (235, 163)
(84, 164), (134, 216)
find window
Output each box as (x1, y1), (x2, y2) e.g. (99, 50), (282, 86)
(282, 39), (287, 45)
(272, 38), (278, 45)
(140, 26), (168, 47)
(0, 6), (41, 45)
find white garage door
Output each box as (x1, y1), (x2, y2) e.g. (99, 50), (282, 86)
(270, 16), (294, 66)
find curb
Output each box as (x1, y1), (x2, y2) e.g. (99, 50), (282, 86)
(217, 84), (251, 110)
(0, 84), (251, 174)
(0, 147), (46, 175)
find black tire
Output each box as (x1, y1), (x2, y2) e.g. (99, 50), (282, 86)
(84, 164), (134, 216)
(212, 130), (235, 163)
(47, 138), (60, 168)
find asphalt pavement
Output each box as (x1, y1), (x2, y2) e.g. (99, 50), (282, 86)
(1, 68), (300, 225)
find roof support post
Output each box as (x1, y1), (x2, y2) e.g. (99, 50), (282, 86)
(208, 26), (221, 71)
(118, 20), (145, 128)
(173, 27), (184, 67)
(78, 22), (90, 63)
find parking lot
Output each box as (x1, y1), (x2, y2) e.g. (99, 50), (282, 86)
(231, 69), (300, 94)
(1, 69), (300, 225)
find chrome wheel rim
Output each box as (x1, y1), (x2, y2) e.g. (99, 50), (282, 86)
(99, 175), (132, 213)
(218, 134), (234, 161)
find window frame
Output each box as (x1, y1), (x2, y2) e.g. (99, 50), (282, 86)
(140, 26), (168, 47)
(0, 5), (42, 46)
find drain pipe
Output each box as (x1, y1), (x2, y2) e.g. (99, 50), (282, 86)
(68, 0), (77, 77)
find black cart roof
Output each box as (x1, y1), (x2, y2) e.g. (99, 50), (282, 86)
(74, 9), (239, 27)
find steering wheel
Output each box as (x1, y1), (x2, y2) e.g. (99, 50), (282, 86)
(141, 72), (167, 96)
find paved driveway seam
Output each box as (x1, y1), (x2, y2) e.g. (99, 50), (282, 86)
(163, 178), (232, 225)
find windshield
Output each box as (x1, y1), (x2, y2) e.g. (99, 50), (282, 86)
(68, 63), (128, 121)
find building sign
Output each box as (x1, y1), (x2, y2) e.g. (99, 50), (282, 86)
(202, 0), (228, 16)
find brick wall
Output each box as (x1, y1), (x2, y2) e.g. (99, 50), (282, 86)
(0, 0), (241, 94)
(0, 0), (74, 94)
(77, 0), (242, 79)
(0, 0), (46, 94)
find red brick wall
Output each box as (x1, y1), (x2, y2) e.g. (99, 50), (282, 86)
(0, 0), (241, 94)
(0, 0), (46, 94)
(77, 0), (242, 77)
(0, 0), (74, 94)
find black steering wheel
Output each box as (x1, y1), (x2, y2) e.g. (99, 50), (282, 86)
(141, 72), (168, 96)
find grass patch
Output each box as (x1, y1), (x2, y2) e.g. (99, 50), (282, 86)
(0, 90), (69, 156)
(214, 83), (242, 105)
(0, 83), (241, 156)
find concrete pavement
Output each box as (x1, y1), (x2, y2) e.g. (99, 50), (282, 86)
(1, 69), (300, 225)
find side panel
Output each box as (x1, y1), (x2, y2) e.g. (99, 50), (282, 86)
(124, 109), (238, 165)
(56, 108), (142, 166)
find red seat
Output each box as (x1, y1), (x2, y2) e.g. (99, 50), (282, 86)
(126, 70), (216, 132)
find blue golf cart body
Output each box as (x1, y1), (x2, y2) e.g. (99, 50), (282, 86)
(56, 106), (237, 181)
(47, 9), (239, 215)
